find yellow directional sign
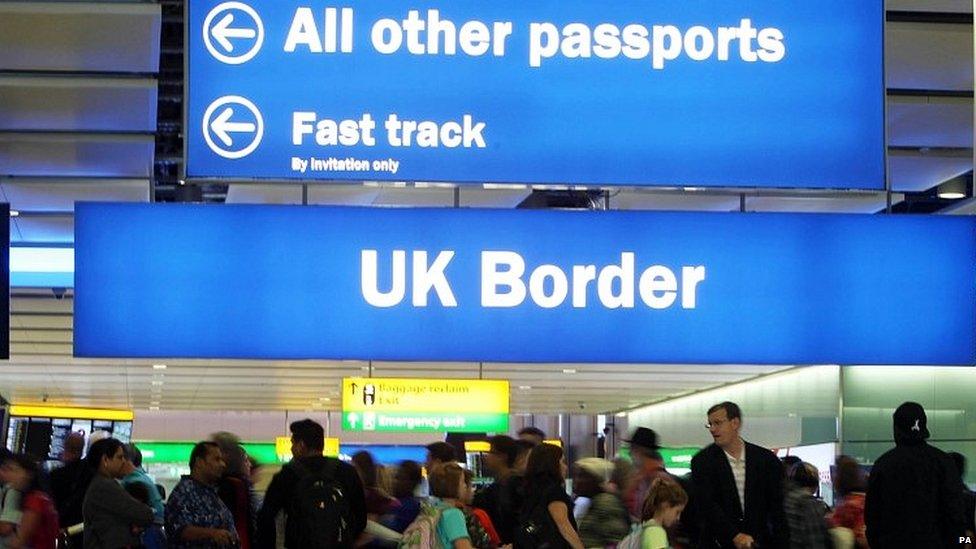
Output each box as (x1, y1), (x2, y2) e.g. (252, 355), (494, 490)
(342, 378), (509, 414)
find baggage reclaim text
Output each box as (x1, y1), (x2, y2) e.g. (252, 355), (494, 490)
(360, 250), (706, 309)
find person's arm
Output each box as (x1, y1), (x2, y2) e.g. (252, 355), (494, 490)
(441, 508), (474, 549)
(641, 524), (668, 549)
(180, 524), (236, 545)
(256, 467), (292, 549)
(690, 452), (739, 545)
(91, 478), (154, 526)
(547, 501), (584, 549)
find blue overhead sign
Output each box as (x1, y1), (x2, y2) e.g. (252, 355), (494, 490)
(75, 204), (974, 365)
(186, 0), (885, 189)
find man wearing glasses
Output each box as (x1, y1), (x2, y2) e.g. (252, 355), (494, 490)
(691, 402), (787, 549)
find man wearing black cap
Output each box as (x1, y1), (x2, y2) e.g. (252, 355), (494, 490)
(865, 401), (967, 548)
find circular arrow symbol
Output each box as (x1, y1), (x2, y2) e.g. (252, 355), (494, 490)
(202, 96), (264, 159)
(203, 2), (264, 64)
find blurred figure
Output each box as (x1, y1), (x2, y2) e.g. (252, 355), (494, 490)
(0, 454), (59, 549)
(425, 443), (459, 471)
(574, 458), (630, 548)
(784, 462), (831, 549)
(212, 432), (257, 549)
(948, 452), (976, 543)
(384, 461), (424, 533)
(827, 456), (868, 548)
(512, 440), (534, 474)
(624, 428), (697, 548)
(691, 402), (787, 549)
(352, 451), (397, 519)
(472, 436), (521, 545)
(123, 482), (165, 549)
(866, 402), (967, 548)
(639, 476), (689, 549)
(516, 443), (583, 549)
(83, 438), (154, 549)
(0, 446), (22, 548)
(165, 441), (238, 548)
(48, 432), (91, 547)
(516, 427), (546, 447)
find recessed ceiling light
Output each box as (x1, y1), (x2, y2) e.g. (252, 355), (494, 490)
(9, 210), (19, 217)
(319, 397), (331, 402)
(149, 406), (160, 411)
(360, 366), (371, 371)
(562, 369), (577, 374)
(518, 385), (532, 390)
(616, 412), (627, 417)
(152, 364), (167, 370)
(150, 401), (160, 406)
(151, 380), (164, 386)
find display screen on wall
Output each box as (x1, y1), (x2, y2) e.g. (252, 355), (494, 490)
(185, 1), (885, 189)
(75, 203), (976, 365)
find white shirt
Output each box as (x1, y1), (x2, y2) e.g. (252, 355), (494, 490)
(724, 444), (746, 514)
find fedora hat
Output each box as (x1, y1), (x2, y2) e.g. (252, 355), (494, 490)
(623, 427), (661, 450)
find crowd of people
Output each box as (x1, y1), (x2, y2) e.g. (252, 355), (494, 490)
(0, 401), (972, 548)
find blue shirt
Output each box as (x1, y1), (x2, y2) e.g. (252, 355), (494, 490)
(165, 476), (236, 548)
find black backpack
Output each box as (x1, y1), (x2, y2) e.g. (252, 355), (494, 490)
(289, 458), (353, 548)
(515, 495), (569, 549)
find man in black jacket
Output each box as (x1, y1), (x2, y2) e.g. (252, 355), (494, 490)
(691, 401), (788, 549)
(865, 402), (966, 549)
(257, 419), (367, 548)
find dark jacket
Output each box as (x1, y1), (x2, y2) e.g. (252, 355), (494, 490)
(865, 439), (966, 549)
(690, 441), (788, 549)
(82, 474), (155, 549)
(473, 473), (524, 545)
(256, 455), (367, 549)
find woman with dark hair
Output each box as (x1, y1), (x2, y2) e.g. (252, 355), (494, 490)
(212, 431), (256, 549)
(516, 443), (583, 549)
(0, 454), (59, 549)
(827, 455), (869, 548)
(82, 438), (154, 549)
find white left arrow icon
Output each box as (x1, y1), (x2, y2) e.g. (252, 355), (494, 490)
(211, 107), (256, 146)
(212, 13), (257, 52)
(203, 2), (264, 64)
(202, 95), (263, 159)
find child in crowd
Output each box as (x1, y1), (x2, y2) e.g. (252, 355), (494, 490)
(640, 477), (688, 549)
(0, 454), (59, 549)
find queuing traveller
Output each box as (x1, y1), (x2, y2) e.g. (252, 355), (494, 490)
(121, 443), (165, 518)
(256, 419), (367, 549)
(383, 460), (424, 533)
(420, 462), (474, 549)
(691, 401), (788, 549)
(165, 441), (238, 548)
(0, 447), (22, 547)
(0, 454), (59, 549)
(625, 427), (697, 548)
(472, 435), (522, 545)
(865, 401), (967, 548)
(515, 443), (583, 549)
(573, 457), (630, 548)
(82, 438), (155, 549)
(459, 468), (500, 548)
(352, 450), (397, 519)
(211, 432), (257, 549)
(48, 432), (92, 546)
(638, 476), (689, 549)
(516, 427), (546, 447)
(826, 456), (868, 548)
(783, 462), (831, 549)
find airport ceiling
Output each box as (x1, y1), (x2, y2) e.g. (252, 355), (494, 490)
(0, 0), (972, 413)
